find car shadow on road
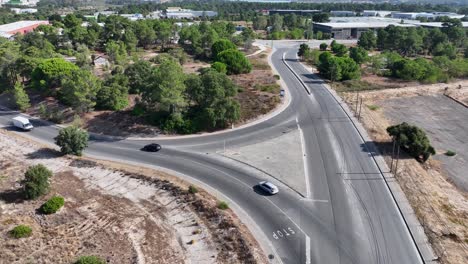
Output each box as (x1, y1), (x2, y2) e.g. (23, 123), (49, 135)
(252, 185), (275, 196)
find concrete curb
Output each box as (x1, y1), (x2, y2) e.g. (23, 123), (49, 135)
(284, 58), (437, 263)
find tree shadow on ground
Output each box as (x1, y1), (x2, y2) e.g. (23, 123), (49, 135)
(360, 141), (413, 160)
(0, 189), (25, 204)
(26, 148), (62, 159)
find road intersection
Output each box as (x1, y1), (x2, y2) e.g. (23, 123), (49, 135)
(0, 44), (427, 264)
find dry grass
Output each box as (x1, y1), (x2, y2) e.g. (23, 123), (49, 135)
(340, 82), (468, 264)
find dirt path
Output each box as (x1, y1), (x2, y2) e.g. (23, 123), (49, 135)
(340, 82), (468, 264)
(0, 130), (266, 264)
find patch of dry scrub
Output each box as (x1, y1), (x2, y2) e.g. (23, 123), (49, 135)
(341, 81), (468, 264)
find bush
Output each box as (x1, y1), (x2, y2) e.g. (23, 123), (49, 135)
(74, 256), (106, 264)
(9, 225), (32, 238)
(319, 43), (328, 51)
(54, 126), (89, 156)
(211, 62), (227, 74)
(367, 104), (380, 111)
(217, 201), (229, 210)
(13, 82), (30, 111)
(22, 164), (52, 200)
(188, 185), (198, 194)
(445, 150), (456, 156)
(40, 196), (65, 214)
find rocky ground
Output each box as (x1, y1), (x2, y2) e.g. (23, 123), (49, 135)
(0, 130), (265, 264)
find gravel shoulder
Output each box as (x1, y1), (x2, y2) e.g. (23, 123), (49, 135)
(0, 129), (266, 264)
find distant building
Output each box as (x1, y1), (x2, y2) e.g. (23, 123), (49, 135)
(392, 12), (464, 20)
(2, 0), (39, 7)
(0, 20), (49, 39)
(313, 21), (415, 39)
(330, 11), (357, 17)
(119, 14), (144, 21)
(11, 8), (37, 14)
(267, 9), (321, 16)
(165, 7), (218, 19)
(362, 10), (393, 17)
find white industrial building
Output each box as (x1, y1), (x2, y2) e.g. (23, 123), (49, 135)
(363, 10), (393, 17)
(392, 12), (464, 20)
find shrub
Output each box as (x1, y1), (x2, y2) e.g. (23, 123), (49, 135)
(40, 196), (65, 214)
(217, 201), (229, 210)
(74, 256), (106, 264)
(211, 62), (227, 74)
(445, 150), (456, 156)
(9, 225), (32, 238)
(54, 126), (89, 156)
(367, 105), (380, 111)
(188, 185), (198, 194)
(13, 82), (30, 111)
(22, 164), (52, 200)
(319, 43), (328, 51)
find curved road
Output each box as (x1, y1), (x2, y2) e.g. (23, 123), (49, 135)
(0, 46), (423, 264)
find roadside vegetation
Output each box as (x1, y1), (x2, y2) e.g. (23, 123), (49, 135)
(299, 18), (467, 89)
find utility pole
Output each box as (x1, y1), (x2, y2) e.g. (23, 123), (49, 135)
(390, 138), (396, 172)
(395, 143), (401, 176)
(358, 97), (363, 120)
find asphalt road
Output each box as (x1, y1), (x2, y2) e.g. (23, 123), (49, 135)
(0, 45), (423, 264)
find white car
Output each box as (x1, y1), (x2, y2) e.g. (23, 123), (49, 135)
(258, 181), (279, 195)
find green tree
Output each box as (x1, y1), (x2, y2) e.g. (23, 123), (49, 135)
(13, 82), (30, 111)
(31, 58), (79, 90)
(143, 59), (187, 113)
(269, 14), (284, 32)
(298, 43), (310, 59)
(75, 44), (92, 69)
(22, 164), (52, 200)
(358, 31), (377, 50)
(125, 60), (153, 94)
(61, 70), (101, 113)
(387, 122), (436, 162)
(349, 46), (368, 65)
(97, 73), (129, 110)
(105, 40), (127, 65)
(54, 126), (89, 156)
(392, 59), (425, 81)
(135, 20), (156, 48)
(211, 39), (237, 60)
(216, 49), (252, 74)
(185, 69), (240, 130)
(253, 16), (268, 30)
(432, 42), (457, 59)
(331, 43), (348, 57)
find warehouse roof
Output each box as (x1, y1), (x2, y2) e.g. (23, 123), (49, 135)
(0, 20), (48, 33)
(314, 22), (416, 29)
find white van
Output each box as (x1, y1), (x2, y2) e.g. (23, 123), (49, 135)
(12, 116), (33, 131)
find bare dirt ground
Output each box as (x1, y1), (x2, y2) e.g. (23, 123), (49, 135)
(231, 48), (281, 123)
(0, 130), (266, 264)
(340, 80), (468, 264)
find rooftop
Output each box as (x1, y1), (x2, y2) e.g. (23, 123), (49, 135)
(0, 20), (48, 33)
(315, 22), (415, 29)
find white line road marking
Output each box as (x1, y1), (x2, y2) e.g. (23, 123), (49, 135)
(296, 117), (311, 199)
(306, 235), (311, 264)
